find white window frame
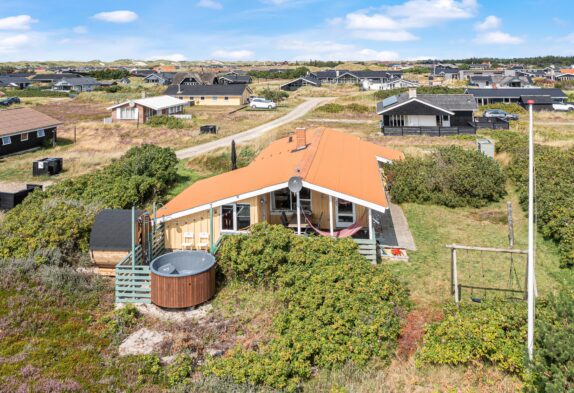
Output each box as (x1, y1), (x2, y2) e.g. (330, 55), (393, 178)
(270, 188), (311, 213)
(212, 96), (218, 101)
(21, 132), (29, 142)
(119, 107), (138, 120)
(1, 136), (11, 145)
(335, 198), (355, 227)
(220, 203), (251, 233)
(37, 129), (45, 138)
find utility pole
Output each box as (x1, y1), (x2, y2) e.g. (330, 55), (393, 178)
(527, 100), (536, 362)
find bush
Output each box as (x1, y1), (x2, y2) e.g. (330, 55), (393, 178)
(0, 145), (177, 260)
(0, 88), (69, 97)
(346, 103), (370, 113)
(147, 115), (187, 129)
(418, 302), (528, 375)
(530, 291), (574, 392)
(315, 103), (345, 113)
(480, 103), (527, 115)
(258, 88), (289, 103)
(167, 353), (196, 387)
(37, 265), (106, 293)
(100, 304), (140, 338)
(207, 223), (409, 391)
(248, 67), (309, 80)
(385, 146), (506, 208)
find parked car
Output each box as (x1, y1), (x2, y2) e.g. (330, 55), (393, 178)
(250, 98), (276, 110)
(483, 109), (519, 121)
(553, 103), (574, 111)
(0, 97), (21, 107)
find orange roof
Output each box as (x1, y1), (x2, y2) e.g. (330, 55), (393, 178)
(559, 69), (574, 74)
(158, 128), (403, 219)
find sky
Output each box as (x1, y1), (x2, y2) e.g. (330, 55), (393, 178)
(0, 0), (573, 62)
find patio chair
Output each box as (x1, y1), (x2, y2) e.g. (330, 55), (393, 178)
(196, 232), (209, 251)
(181, 231), (194, 250)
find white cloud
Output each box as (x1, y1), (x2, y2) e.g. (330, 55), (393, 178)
(93, 10), (138, 23)
(0, 15), (38, 30)
(278, 40), (353, 53)
(346, 13), (400, 30)
(474, 31), (523, 45)
(211, 49), (254, 60)
(474, 15), (501, 31)
(353, 49), (400, 61)
(73, 26), (88, 34)
(353, 30), (418, 42)
(197, 0), (223, 10)
(147, 53), (187, 61)
(0, 34), (31, 53)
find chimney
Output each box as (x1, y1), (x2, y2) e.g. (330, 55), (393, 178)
(294, 128), (307, 150)
(336, 70), (340, 77)
(408, 88), (417, 98)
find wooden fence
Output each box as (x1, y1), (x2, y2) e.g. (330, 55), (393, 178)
(382, 126), (477, 137)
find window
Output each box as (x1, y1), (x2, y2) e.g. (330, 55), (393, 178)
(221, 204), (251, 232)
(120, 107), (137, 120)
(200, 96), (205, 101)
(37, 129), (45, 138)
(224, 96), (229, 101)
(271, 187), (311, 212)
(389, 115), (405, 127)
(212, 96), (217, 101)
(1, 136), (11, 145)
(336, 198), (355, 227)
(21, 133), (29, 141)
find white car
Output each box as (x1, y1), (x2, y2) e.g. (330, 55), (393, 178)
(553, 103), (574, 111)
(250, 98), (276, 109)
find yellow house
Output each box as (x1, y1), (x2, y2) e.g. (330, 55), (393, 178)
(164, 84), (252, 106)
(157, 128), (404, 255)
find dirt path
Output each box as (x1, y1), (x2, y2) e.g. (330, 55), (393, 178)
(176, 97), (334, 159)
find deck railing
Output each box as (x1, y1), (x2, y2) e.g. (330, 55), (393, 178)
(381, 125), (477, 136)
(115, 223), (165, 304)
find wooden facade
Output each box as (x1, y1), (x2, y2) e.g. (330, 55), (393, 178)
(0, 127), (57, 157)
(163, 191), (369, 250)
(151, 266), (216, 308)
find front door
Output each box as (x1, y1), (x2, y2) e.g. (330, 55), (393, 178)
(335, 198), (355, 227)
(441, 115), (451, 127)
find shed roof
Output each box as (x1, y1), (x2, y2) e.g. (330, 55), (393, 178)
(377, 93), (477, 114)
(54, 77), (100, 86)
(89, 209), (142, 251)
(0, 108), (62, 137)
(466, 88), (567, 99)
(107, 95), (187, 111)
(157, 128), (404, 221)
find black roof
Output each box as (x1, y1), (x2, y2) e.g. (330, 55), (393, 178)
(465, 88), (567, 99)
(314, 69), (402, 79)
(165, 83), (251, 96)
(218, 74), (252, 83)
(29, 73), (81, 81)
(519, 95), (554, 104)
(377, 93), (477, 114)
(89, 209), (142, 251)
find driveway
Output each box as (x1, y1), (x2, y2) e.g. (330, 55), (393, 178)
(176, 97), (334, 160)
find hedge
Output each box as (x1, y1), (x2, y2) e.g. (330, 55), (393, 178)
(146, 115), (188, 129)
(0, 144), (178, 261)
(207, 223), (409, 391)
(385, 146), (506, 208)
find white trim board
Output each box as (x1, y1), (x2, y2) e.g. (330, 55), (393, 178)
(377, 98), (455, 116)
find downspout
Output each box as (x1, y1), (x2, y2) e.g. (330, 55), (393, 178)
(209, 204), (214, 254)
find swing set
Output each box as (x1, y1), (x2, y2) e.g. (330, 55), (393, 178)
(447, 244), (530, 304)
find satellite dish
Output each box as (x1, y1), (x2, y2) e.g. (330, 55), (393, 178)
(288, 176), (303, 193)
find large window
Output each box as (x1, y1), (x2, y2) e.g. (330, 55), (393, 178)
(271, 187), (311, 212)
(1, 136), (11, 145)
(388, 115), (405, 127)
(119, 107), (137, 120)
(36, 129), (45, 138)
(221, 204), (251, 232)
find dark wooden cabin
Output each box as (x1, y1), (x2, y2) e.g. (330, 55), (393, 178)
(0, 108), (61, 157)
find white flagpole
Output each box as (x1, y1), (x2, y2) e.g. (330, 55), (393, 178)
(527, 100), (535, 361)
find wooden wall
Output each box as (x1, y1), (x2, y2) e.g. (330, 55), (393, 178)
(151, 267), (216, 309)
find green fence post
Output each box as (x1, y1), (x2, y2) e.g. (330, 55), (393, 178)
(209, 204), (214, 254)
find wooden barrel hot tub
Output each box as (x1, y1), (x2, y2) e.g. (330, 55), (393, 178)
(150, 251), (216, 309)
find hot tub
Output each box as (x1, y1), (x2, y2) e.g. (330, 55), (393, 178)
(150, 251), (216, 309)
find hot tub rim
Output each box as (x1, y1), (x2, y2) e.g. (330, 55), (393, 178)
(150, 250), (216, 278)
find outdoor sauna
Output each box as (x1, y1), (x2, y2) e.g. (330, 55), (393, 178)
(150, 251), (216, 309)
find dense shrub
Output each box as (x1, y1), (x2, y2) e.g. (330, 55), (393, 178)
(315, 103), (370, 114)
(346, 103), (370, 113)
(248, 67), (309, 80)
(0, 88), (69, 97)
(208, 223), (409, 391)
(258, 88), (289, 103)
(495, 133), (574, 267)
(418, 302), (528, 375)
(480, 103), (527, 115)
(530, 291), (574, 392)
(147, 115), (187, 129)
(0, 145), (177, 260)
(89, 68), (130, 80)
(385, 146), (506, 208)
(167, 354), (196, 387)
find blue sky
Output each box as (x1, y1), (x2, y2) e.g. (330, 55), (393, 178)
(0, 0), (573, 62)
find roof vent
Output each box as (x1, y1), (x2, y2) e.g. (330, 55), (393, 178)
(294, 128), (307, 151)
(408, 88), (417, 98)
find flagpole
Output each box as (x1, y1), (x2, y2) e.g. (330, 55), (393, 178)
(527, 100), (535, 361)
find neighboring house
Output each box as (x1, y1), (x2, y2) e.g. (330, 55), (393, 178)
(555, 73), (574, 81)
(0, 75), (31, 89)
(144, 72), (177, 85)
(219, 70), (248, 77)
(468, 74), (533, 88)
(469, 63), (491, 70)
(156, 127), (404, 251)
(172, 72), (218, 86)
(52, 77), (101, 92)
(465, 88), (567, 106)
(107, 95), (188, 123)
(310, 70), (403, 84)
(280, 75), (321, 91)
(0, 107), (61, 156)
(362, 77), (419, 91)
(119, 77), (131, 84)
(165, 84), (253, 106)
(216, 74), (252, 84)
(130, 69), (154, 77)
(431, 66), (460, 80)
(376, 89), (477, 136)
(29, 73), (81, 83)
